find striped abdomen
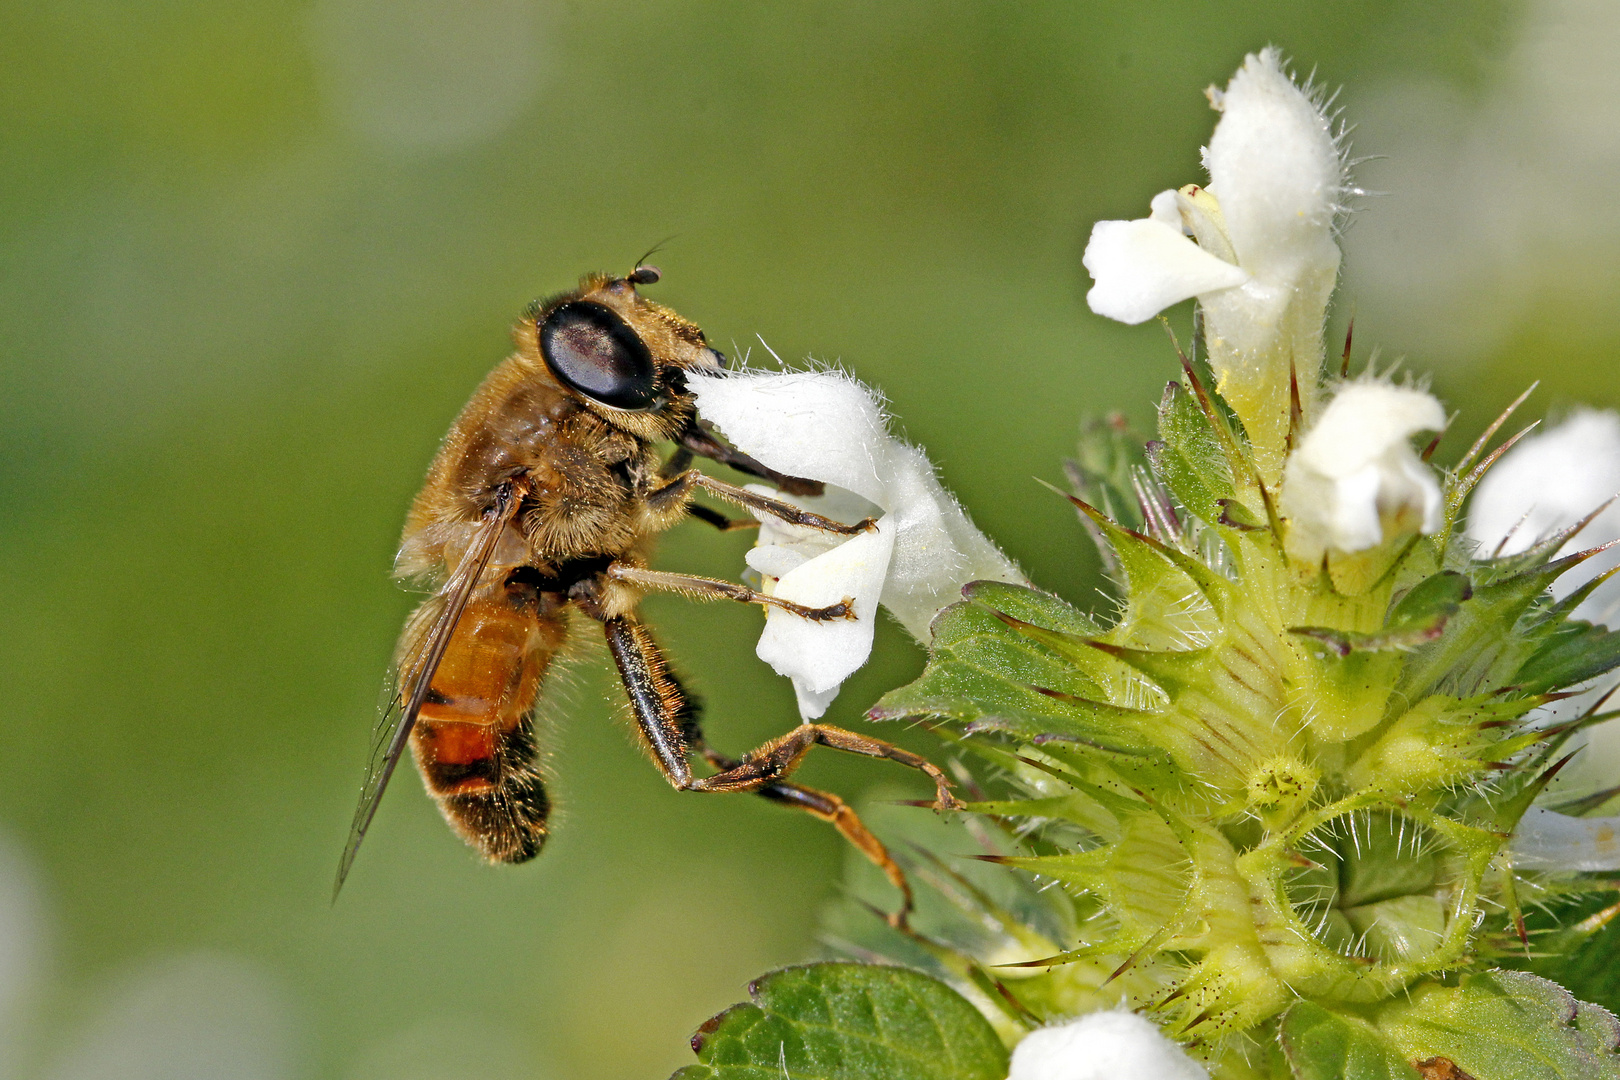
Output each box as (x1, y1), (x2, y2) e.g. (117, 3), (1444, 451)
(408, 571), (568, 863)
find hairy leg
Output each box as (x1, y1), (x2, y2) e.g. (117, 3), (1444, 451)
(605, 563), (855, 621)
(600, 613), (949, 925)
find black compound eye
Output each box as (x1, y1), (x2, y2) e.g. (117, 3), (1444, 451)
(538, 300), (659, 410)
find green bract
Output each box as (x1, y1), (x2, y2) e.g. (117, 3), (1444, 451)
(842, 358), (1620, 1077)
(673, 46), (1620, 1080)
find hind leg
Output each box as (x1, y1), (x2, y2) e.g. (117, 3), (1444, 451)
(601, 612), (932, 926)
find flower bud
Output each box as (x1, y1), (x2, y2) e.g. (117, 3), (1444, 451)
(1279, 382), (1445, 559)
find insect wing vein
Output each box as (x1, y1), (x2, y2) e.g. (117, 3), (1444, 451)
(334, 483), (521, 896)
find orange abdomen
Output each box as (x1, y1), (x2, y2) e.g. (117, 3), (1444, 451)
(409, 573), (569, 863)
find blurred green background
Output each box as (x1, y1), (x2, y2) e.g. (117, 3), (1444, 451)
(3, 1), (1618, 1077)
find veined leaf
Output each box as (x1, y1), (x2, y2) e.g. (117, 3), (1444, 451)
(1280, 1002), (1420, 1080)
(1372, 969), (1620, 1080)
(674, 963), (1009, 1080)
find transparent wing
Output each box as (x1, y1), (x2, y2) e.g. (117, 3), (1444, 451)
(334, 483), (522, 898)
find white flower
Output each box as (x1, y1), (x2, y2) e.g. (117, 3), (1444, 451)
(1512, 807), (1620, 872)
(1467, 410), (1620, 799)
(1467, 410), (1620, 624)
(1082, 189), (1249, 326)
(1007, 1011), (1209, 1080)
(1278, 382), (1446, 557)
(689, 368), (1025, 719)
(1082, 48), (1345, 475)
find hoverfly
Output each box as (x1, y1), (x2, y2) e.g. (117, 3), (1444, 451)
(336, 267), (959, 922)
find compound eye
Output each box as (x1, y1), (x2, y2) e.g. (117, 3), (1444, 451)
(538, 301), (659, 410)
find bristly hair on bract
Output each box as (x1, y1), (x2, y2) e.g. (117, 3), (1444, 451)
(829, 328), (1620, 1076)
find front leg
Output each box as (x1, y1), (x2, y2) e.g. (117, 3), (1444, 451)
(685, 504), (760, 532)
(646, 470), (877, 535)
(679, 421), (825, 498)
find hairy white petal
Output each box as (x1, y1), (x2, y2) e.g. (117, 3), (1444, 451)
(1512, 808), (1620, 871)
(1294, 384), (1446, 477)
(1082, 216), (1249, 325)
(791, 682), (842, 721)
(686, 369), (892, 505)
(1468, 410), (1620, 620)
(691, 368), (1023, 718)
(743, 484), (880, 580)
(756, 522), (894, 718)
(1321, 466), (1385, 553)
(1080, 49), (1345, 475)
(876, 442), (1022, 638)
(1008, 1011), (1209, 1080)
(1148, 188), (1184, 229)
(1280, 383), (1445, 554)
(1203, 49), (1343, 361)
(1206, 48), (1342, 299)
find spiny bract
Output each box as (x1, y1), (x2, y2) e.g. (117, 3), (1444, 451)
(848, 361), (1620, 1076)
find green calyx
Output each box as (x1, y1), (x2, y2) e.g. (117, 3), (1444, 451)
(862, 360), (1620, 1074)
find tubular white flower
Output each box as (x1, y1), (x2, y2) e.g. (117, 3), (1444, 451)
(689, 368), (1025, 719)
(1511, 807), (1620, 872)
(1007, 1011), (1209, 1080)
(1082, 48), (1344, 477)
(1279, 382), (1446, 557)
(1468, 410), (1620, 803)
(1467, 410), (1620, 623)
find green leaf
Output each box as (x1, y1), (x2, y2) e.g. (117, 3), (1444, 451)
(1148, 378), (1234, 524)
(1399, 566), (1556, 698)
(1372, 970), (1620, 1080)
(1388, 571), (1473, 632)
(674, 963), (1009, 1080)
(1516, 620), (1620, 696)
(959, 581), (1102, 637)
(871, 592), (1160, 754)
(1538, 911), (1620, 1017)
(1279, 1002), (1420, 1080)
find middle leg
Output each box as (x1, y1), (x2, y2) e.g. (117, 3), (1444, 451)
(605, 562), (856, 621)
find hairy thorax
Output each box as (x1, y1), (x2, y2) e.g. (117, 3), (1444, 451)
(396, 352), (680, 583)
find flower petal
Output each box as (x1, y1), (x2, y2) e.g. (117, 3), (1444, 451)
(1280, 382), (1445, 555)
(687, 369), (894, 506)
(692, 369), (1025, 642)
(1082, 216), (1249, 325)
(1205, 48), (1343, 297)
(1323, 465), (1386, 553)
(743, 483), (881, 580)
(1511, 807), (1620, 871)
(693, 368), (1025, 718)
(877, 442), (1025, 638)
(1187, 49), (1345, 468)
(1293, 384), (1447, 479)
(1008, 1010), (1209, 1080)
(755, 520), (895, 718)
(1468, 409), (1620, 619)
